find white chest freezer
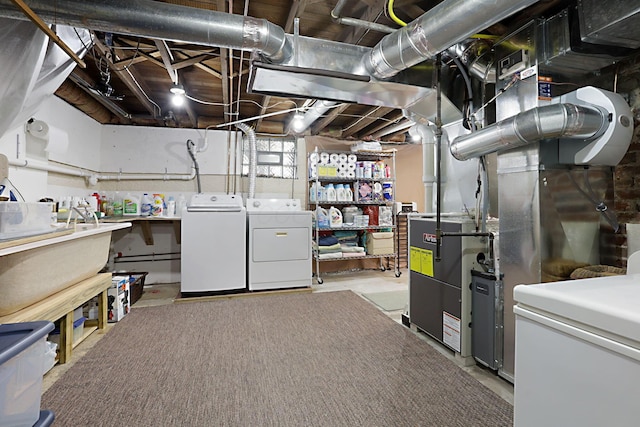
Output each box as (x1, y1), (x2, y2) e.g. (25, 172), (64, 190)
(513, 274), (640, 427)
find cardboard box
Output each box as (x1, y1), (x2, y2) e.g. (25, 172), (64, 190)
(366, 231), (394, 255)
(108, 276), (130, 322)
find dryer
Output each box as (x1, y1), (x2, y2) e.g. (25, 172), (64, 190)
(246, 198), (312, 290)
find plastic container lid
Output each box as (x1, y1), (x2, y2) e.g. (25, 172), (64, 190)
(0, 321), (54, 364)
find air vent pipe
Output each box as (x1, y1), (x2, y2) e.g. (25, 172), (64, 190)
(236, 123), (257, 199)
(450, 103), (605, 161)
(0, 0), (292, 63)
(364, 0), (538, 80)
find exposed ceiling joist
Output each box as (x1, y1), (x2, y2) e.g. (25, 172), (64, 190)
(341, 106), (394, 138)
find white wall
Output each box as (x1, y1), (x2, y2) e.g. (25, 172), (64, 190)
(100, 125), (230, 174)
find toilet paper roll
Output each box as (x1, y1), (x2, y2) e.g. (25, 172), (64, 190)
(338, 153), (348, 163)
(338, 170), (348, 178)
(347, 163), (356, 171)
(347, 171), (355, 178)
(320, 152), (330, 163)
(347, 154), (357, 164)
(338, 163), (348, 171)
(309, 152), (319, 163)
(329, 153), (340, 163)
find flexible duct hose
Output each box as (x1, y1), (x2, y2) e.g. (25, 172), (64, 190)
(236, 123), (256, 199)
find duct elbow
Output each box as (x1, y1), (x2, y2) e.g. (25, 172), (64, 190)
(243, 17), (291, 63)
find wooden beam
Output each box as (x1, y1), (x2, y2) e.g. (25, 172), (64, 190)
(311, 103), (349, 135)
(359, 110), (404, 137)
(10, 0), (86, 68)
(93, 39), (159, 117)
(341, 106), (394, 137)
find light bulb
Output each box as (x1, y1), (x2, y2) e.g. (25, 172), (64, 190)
(290, 113), (306, 133)
(172, 94), (185, 107)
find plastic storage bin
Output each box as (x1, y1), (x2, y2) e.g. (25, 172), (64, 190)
(0, 321), (54, 427)
(0, 202), (54, 240)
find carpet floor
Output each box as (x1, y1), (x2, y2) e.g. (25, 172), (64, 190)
(42, 291), (512, 426)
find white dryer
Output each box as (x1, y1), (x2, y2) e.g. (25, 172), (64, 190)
(246, 198), (312, 290)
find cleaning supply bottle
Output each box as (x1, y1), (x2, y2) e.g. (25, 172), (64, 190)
(176, 194), (186, 217)
(317, 207), (329, 229)
(113, 191), (123, 217)
(140, 193), (153, 217)
(166, 196), (176, 217)
(329, 206), (343, 228)
(152, 194), (164, 216)
(123, 193), (140, 216)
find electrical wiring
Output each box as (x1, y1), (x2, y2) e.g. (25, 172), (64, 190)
(388, 0), (407, 27)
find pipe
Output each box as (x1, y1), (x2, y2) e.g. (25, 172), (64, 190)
(292, 101), (338, 134)
(8, 158), (196, 184)
(236, 123), (256, 198)
(0, 0), (292, 63)
(186, 139), (201, 193)
(450, 103), (606, 161)
(364, 0), (538, 80)
(417, 125), (436, 213)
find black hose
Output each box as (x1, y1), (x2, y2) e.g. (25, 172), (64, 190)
(187, 139), (201, 193)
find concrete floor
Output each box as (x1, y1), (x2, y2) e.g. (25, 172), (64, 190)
(43, 270), (513, 405)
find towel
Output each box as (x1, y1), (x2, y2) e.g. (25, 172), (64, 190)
(341, 245), (365, 253)
(314, 242), (342, 253)
(318, 252), (343, 260)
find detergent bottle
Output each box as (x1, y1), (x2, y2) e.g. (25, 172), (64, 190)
(317, 207), (330, 229)
(140, 193), (153, 216)
(329, 206), (343, 228)
(152, 194), (164, 216)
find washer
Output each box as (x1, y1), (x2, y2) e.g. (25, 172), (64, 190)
(246, 198), (312, 290)
(181, 193), (246, 294)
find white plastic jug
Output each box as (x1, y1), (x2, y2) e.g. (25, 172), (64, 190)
(325, 184), (336, 202)
(317, 207), (330, 228)
(329, 206), (343, 228)
(344, 185), (353, 202)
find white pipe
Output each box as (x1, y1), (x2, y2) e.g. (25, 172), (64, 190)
(9, 158), (196, 184)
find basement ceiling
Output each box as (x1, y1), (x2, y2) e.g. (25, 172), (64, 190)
(49, 0), (573, 141)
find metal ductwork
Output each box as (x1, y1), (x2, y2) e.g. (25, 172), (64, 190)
(0, 0), (292, 63)
(364, 0), (538, 80)
(450, 103), (605, 161)
(451, 86), (634, 166)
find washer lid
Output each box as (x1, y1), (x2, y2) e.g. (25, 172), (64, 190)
(514, 274), (640, 343)
(188, 193), (244, 211)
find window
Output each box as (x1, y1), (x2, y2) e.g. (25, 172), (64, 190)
(242, 137), (298, 178)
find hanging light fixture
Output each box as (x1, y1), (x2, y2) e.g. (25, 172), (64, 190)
(170, 84), (186, 106)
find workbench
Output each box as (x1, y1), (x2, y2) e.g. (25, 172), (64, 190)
(0, 273), (112, 364)
(102, 216), (181, 245)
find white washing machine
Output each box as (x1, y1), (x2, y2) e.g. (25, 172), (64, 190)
(246, 198), (312, 290)
(181, 193), (246, 294)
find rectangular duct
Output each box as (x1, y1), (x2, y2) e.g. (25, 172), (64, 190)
(578, 0), (640, 49)
(248, 35), (461, 125)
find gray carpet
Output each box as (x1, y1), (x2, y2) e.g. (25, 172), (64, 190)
(361, 290), (408, 311)
(42, 291), (512, 426)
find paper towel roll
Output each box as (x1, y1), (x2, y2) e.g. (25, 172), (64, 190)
(338, 170), (348, 178)
(329, 153), (340, 163)
(347, 163), (356, 171)
(320, 152), (330, 163)
(347, 171), (355, 178)
(309, 152), (319, 163)
(347, 154), (357, 164)
(338, 153), (348, 163)
(338, 163), (348, 172)
(45, 126), (69, 154)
